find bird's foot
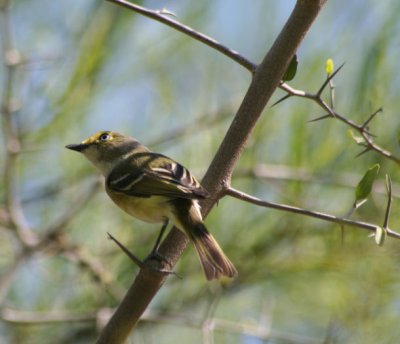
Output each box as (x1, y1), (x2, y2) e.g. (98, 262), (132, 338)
(144, 250), (170, 265)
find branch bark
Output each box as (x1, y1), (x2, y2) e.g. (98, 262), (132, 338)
(97, 1), (328, 343)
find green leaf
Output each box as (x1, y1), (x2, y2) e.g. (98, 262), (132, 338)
(374, 226), (386, 246)
(354, 164), (380, 207)
(347, 129), (365, 144)
(283, 54), (298, 81)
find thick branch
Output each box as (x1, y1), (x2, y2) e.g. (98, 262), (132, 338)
(200, 0), (328, 209)
(97, 1), (328, 343)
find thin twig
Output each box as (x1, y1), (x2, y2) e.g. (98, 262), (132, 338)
(140, 310), (322, 344)
(383, 174), (392, 229)
(105, 0), (257, 73)
(279, 74), (400, 165)
(1, 308), (97, 324)
(0, 307), (321, 344)
(226, 186), (400, 240)
(0, 252), (26, 305)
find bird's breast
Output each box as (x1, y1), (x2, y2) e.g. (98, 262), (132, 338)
(106, 189), (172, 224)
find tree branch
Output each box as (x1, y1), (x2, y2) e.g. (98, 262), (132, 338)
(225, 186), (400, 240)
(0, 308), (96, 324)
(0, 307), (321, 344)
(105, 0), (257, 72)
(97, 1), (328, 343)
(279, 80), (400, 164)
(0, 1), (37, 247)
(0, 179), (100, 305)
(0, 253), (25, 305)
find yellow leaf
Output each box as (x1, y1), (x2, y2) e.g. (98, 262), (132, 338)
(326, 58), (334, 75)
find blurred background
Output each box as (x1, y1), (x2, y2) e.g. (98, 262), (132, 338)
(1, 0), (400, 343)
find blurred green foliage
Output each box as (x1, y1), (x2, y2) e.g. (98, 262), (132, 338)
(1, 1), (400, 343)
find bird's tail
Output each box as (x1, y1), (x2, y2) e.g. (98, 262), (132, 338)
(188, 222), (237, 281)
(172, 199), (237, 280)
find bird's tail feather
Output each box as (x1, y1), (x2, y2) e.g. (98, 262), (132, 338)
(188, 223), (237, 281)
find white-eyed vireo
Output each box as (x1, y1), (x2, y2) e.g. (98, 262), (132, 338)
(66, 131), (237, 280)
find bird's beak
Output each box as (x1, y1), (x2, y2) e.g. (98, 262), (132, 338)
(65, 143), (88, 152)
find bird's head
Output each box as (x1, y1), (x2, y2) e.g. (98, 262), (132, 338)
(66, 131), (143, 175)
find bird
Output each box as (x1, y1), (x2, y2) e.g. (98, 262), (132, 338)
(66, 131), (237, 280)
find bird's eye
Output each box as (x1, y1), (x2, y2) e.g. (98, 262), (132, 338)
(99, 133), (111, 142)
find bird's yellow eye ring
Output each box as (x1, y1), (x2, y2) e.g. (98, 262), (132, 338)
(99, 133), (111, 142)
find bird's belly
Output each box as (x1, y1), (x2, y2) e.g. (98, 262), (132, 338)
(107, 192), (171, 224)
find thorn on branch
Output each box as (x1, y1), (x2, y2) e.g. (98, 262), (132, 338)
(156, 8), (177, 18)
(361, 129), (377, 138)
(362, 107), (383, 130)
(316, 62), (345, 98)
(107, 232), (145, 269)
(107, 232), (177, 276)
(279, 61), (400, 164)
(308, 113), (332, 122)
(355, 147), (371, 158)
(271, 93), (291, 107)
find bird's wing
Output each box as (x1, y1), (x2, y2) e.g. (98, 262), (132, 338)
(106, 152), (209, 199)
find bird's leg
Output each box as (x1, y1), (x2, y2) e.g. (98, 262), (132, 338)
(146, 220), (170, 263)
(152, 220), (169, 254)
